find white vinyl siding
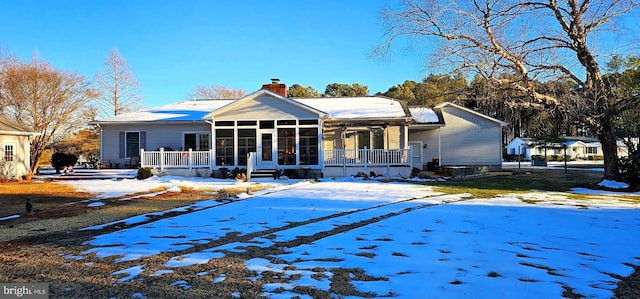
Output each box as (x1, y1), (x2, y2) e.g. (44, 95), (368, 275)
(101, 123), (210, 166)
(4, 144), (14, 161)
(0, 134), (31, 177)
(438, 106), (502, 166)
(214, 94), (318, 120)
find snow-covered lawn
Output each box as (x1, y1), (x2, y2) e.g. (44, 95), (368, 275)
(60, 176), (640, 298)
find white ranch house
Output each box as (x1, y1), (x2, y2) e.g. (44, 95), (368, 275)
(95, 84), (507, 178)
(0, 117), (38, 179)
(505, 136), (631, 161)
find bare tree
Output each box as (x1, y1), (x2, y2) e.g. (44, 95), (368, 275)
(0, 53), (99, 172)
(377, 0), (640, 180)
(189, 85), (246, 99)
(95, 48), (144, 117)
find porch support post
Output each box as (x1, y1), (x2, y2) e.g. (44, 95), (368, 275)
(140, 149), (145, 168)
(160, 147), (165, 172)
(188, 149), (193, 170)
(363, 146), (368, 171)
(209, 149), (214, 170)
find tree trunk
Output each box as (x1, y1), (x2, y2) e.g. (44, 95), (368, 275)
(599, 116), (620, 180)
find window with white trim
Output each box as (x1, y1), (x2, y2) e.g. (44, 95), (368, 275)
(184, 132), (210, 151)
(4, 144), (14, 162)
(216, 129), (234, 165)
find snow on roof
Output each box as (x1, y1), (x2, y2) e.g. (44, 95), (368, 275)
(97, 100), (234, 122)
(98, 96), (408, 123)
(294, 97), (407, 119)
(408, 107), (440, 123)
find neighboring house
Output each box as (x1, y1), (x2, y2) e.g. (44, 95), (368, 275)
(505, 136), (630, 161)
(408, 103), (508, 171)
(0, 117), (38, 179)
(94, 82), (507, 177)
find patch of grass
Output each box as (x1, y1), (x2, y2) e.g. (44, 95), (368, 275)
(354, 252), (376, 258)
(430, 169), (604, 198)
(0, 185), (239, 245)
(374, 237), (393, 242)
(518, 278), (539, 283)
(0, 181), (95, 217)
(521, 199), (542, 205)
(358, 245), (377, 250)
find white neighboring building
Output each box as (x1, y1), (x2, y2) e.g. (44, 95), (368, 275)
(505, 136), (631, 161)
(0, 117), (38, 179)
(408, 102), (508, 171)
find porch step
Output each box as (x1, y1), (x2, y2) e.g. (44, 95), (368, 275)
(250, 169), (277, 178)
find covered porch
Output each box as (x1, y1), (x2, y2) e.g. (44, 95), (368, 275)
(139, 147), (411, 177)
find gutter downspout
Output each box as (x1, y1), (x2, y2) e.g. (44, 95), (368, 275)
(97, 124), (103, 161)
(205, 120), (214, 171)
(438, 127), (442, 166)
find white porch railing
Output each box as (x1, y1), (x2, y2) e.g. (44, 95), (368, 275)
(141, 148), (211, 170)
(141, 147), (410, 170)
(323, 147), (410, 166)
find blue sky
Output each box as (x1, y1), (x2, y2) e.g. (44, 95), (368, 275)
(0, 0), (427, 107)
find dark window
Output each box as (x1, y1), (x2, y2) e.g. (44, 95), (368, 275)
(237, 121), (257, 126)
(278, 128), (296, 165)
(299, 128), (318, 165)
(199, 133), (210, 150)
(260, 120), (274, 129)
(184, 133), (197, 150)
(215, 121), (234, 127)
(277, 120), (296, 126)
(216, 129), (234, 165)
(357, 131), (370, 149)
(238, 129), (256, 166)
(373, 131), (384, 149)
(185, 133), (210, 151)
(299, 119), (318, 125)
(126, 132), (140, 158)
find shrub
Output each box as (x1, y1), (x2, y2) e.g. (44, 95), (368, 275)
(0, 160), (17, 181)
(51, 152), (78, 173)
(231, 167), (246, 179)
(136, 167), (153, 179)
(86, 153), (101, 169)
(619, 156), (640, 189)
(283, 169), (300, 179)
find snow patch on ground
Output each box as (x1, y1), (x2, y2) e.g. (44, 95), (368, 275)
(60, 176), (640, 298)
(598, 179), (630, 189)
(0, 214), (20, 221)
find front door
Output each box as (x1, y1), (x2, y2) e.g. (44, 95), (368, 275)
(410, 142), (423, 170)
(259, 130), (275, 169)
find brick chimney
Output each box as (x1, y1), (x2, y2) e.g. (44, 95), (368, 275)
(261, 78), (287, 97)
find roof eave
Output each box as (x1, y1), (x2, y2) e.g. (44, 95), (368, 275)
(409, 123), (445, 129)
(0, 130), (40, 136)
(93, 120), (208, 125)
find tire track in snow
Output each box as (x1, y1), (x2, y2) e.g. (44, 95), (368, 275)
(165, 193), (469, 265)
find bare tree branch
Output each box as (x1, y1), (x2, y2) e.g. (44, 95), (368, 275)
(376, 0), (640, 179)
(95, 48), (144, 117)
(0, 53), (98, 172)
